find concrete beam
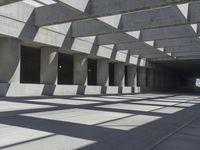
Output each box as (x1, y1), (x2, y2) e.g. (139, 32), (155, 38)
(72, 19), (197, 41)
(130, 49), (161, 55)
(149, 57), (175, 61)
(97, 33), (136, 45)
(140, 53), (171, 58)
(155, 37), (200, 48)
(165, 45), (200, 53)
(176, 55), (200, 60)
(35, 0), (200, 26)
(120, 6), (186, 31)
(0, 0), (21, 6)
(173, 51), (200, 57)
(72, 19), (116, 37)
(141, 24), (196, 41)
(116, 42), (151, 50)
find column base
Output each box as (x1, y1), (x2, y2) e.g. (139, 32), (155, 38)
(0, 83), (133, 97)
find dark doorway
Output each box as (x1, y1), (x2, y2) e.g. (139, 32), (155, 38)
(125, 66), (128, 86)
(109, 63), (115, 86)
(88, 59), (97, 85)
(20, 46), (41, 84)
(58, 53), (73, 85)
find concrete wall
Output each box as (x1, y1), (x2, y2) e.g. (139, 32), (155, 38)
(0, 38), (20, 83)
(0, 83), (133, 97)
(0, 37), (172, 97)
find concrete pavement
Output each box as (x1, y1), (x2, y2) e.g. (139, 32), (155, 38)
(0, 93), (200, 150)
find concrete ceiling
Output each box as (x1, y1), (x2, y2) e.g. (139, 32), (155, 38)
(1, 0), (200, 71)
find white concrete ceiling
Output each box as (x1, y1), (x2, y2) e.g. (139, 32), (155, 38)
(0, 0), (200, 68)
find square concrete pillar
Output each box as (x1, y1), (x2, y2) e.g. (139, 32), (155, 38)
(40, 47), (58, 84)
(97, 59), (109, 86)
(155, 71), (160, 88)
(160, 72), (165, 89)
(148, 69), (154, 88)
(73, 54), (88, 85)
(138, 67), (146, 88)
(0, 38), (20, 83)
(114, 62), (125, 87)
(127, 65), (137, 87)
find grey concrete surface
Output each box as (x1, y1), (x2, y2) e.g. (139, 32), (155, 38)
(0, 38), (20, 83)
(114, 62), (125, 87)
(40, 47), (58, 84)
(73, 54), (88, 85)
(97, 59), (109, 86)
(127, 65), (137, 87)
(0, 93), (200, 150)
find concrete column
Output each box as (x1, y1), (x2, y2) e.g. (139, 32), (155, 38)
(138, 67), (146, 88)
(114, 62), (125, 86)
(73, 54), (87, 85)
(127, 65), (137, 87)
(155, 71), (160, 88)
(149, 69), (154, 88)
(160, 72), (165, 89)
(97, 59), (109, 86)
(165, 74), (170, 88)
(0, 38), (20, 83)
(40, 47), (58, 84)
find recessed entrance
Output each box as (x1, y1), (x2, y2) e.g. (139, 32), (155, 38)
(88, 59), (97, 85)
(20, 46), (40, 84)
(58, 53), (73, 85)
(109, 63), (115, 86)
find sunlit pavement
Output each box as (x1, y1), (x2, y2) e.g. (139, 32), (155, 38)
(0, 93), (200, 150)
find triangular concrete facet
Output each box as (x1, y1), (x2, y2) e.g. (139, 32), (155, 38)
(145, 41), (154, 47)
(157, 48), (164, 52)
(98, 14), (122, 28)
(59, 0), (90, 12)
(191, 24), (198, 33)
(177, 3), (189, 19)
(126, 31), (141, 39)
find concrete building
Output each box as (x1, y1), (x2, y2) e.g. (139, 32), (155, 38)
(0, 0), (199, 97)
(1, 1), (200, 150)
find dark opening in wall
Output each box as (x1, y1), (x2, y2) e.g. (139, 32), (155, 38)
(109, 63), (114, 86)
(125, 66), (128, 86)
(20, 46), (41, 84)
(58, 53), (73, 85)
(88, 59), (97, 85)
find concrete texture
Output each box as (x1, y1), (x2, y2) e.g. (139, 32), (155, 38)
(0, 38), (21, 83)
(0, 93), (200, 150)
(114, 62), (125, 87)
(138, 68), (146, 91)
(0, 83), (133, 97)
(127, 65), (137, 87)
(97, 59), (109, 86)
(73, 54), (88, 85)
(40, 47), (58, 84)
